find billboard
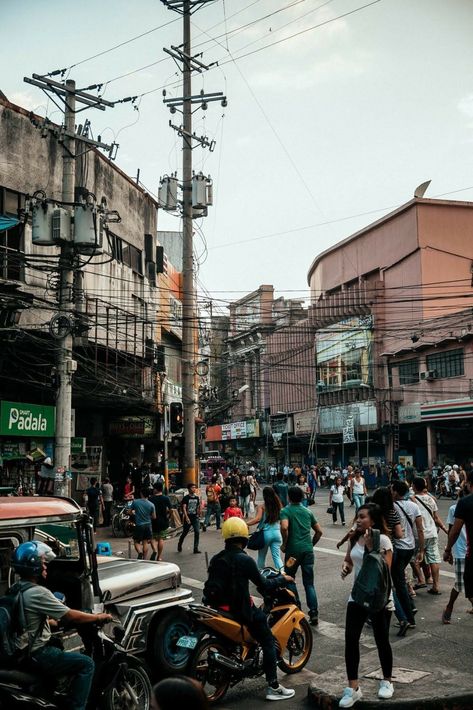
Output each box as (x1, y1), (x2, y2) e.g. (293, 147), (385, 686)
(316, 315), (373, 389)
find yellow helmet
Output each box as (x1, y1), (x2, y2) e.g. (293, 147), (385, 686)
(221, 518), (249, 541)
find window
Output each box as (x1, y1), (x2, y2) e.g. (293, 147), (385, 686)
(426, 349), (464, 379)
(398, 358), (419, 385)
(0, 224), (24, 281)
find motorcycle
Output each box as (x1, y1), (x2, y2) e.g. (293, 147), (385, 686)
(111, 501), (135, 538)
(0, 621), (152, 709)
(180, 569), (313, 704)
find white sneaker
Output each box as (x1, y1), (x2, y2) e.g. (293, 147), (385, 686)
(378, 680), (394, 699)
(339, 686), (362, 708)
(266, 684), (296, 701)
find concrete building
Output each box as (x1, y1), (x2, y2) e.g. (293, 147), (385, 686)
(307, 196), (473, 469)
(0, 95), (164, 493)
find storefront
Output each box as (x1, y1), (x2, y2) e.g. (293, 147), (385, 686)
(205, 418), (262, 466)
(0, 400), (55, 493)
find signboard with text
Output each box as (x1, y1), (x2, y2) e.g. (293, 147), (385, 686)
(0, 401), (55, 438)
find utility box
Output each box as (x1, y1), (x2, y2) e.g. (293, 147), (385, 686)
(74, 204), (102, 253)
(32, 203), (56, 246)
(158, 175), (178, 211)
(52, 208), (71, 243)
(192, 173), (207, 209)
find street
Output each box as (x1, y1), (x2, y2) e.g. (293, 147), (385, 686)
(97, 490), (472, 709)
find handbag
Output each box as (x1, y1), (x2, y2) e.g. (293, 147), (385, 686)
(247, 528), (265, 550)
(326, 506), (334, 514)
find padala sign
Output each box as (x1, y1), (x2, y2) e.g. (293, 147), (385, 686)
(0, 401), (56, 438)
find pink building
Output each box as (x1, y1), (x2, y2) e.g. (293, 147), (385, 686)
(307, 197), (473, 468)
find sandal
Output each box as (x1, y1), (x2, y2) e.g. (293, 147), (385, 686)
(427, 589), (442, 595)
(413, 583), (427, 590)
(442, 609), (451, 624)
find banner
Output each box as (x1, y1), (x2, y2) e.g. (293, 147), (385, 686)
(0, 401), (55, 438)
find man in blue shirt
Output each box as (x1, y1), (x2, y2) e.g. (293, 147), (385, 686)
(130, 488), (156, 559)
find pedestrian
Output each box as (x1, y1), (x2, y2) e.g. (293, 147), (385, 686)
(390, 480), (425, 636)
(152, 676), (209, 710)
(149, 482), (171, 561)
(371, 486), (403, 542)
(238, 474), (252, 518)
(350, 470), (367, 512)
(339, 503), (394, 707)
(443, 470), (473, 614)
(101, 477), (114, 527)
(410, 476), (448, 595)
(85, 477), (103, 532)
(280, 485), (323, 626)
(442, 488), (473, 622)
(273, 471), (289, 507)
(178, 482), (201, 554)
(123, 475), (135, 501)
(130, 487), (156, 559)
(307, 466), (317, 503)
(223, 495), (243, 520)
(329, 475), (346, 525)
(220, 477), (234, 512)
(247, 486), (284, 571)
(296, 474), (310, 507)
(203, 477), (221, 531)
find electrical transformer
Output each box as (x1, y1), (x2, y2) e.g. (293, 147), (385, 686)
(191, 172), (207, 209)
(52, 208), (71, 243)
(74, 203), (102, 253)
(158, 175), (178, 210)
(32, 202), (56, 246)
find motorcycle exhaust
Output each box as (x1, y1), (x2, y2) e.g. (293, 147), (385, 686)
(210, 651), (245, 673)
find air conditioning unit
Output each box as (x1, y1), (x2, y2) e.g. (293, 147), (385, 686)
(420, 370), (437, 381)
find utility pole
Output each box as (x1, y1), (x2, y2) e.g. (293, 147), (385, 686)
(161, 0), (226, 485)
(24, 73), (117, 495)
(55, 80), (76, 495)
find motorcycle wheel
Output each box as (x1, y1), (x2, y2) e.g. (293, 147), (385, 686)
(278, 618), (313, 674)
(188, 637), (230, 704)
(103, 657), (152, 710)
(152, 609), (193, 675)
(111, 514), (122, 538)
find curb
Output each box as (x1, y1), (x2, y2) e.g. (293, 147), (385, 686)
(307, 686), (473, 709)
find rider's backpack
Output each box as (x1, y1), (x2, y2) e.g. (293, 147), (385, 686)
(202, 552), (235, 609)
(351, 530), (392, 614)
(0, 581), (34, 661)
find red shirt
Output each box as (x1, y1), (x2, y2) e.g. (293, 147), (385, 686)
(224, 505), (243, 521)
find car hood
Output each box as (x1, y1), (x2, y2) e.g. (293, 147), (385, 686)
(97, 556), (181, 603)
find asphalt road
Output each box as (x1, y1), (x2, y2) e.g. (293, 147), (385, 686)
(98, 490), (470, 709)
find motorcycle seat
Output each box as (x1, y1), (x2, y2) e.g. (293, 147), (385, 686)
(0, 668), (43, 688)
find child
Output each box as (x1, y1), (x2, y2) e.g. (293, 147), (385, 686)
(223, 496), (243, 521)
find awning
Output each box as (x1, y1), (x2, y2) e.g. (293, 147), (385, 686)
(0, 215), (19, 232)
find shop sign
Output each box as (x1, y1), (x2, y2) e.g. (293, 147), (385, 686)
(294, 411), (315, 436)
(71, 437), (86, 454)
(109, 416), (156, 438)
(221, 419), (260, 440)
(420, 399), (473, 422)
(0, 401), (55, 438)
(343, 416), (356, 444)
(399, 404), (421, 424)
(319, 401), (377, 434)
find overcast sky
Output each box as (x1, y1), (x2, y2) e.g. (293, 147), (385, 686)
(2, 0), (473, 312)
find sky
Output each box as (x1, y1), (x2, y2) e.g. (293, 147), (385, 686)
(2, 0), (473, 314)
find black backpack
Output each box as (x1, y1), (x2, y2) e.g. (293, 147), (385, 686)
(202, 551), (236, 609)
(0, 581), (35, 661)
(351, 530), (392, 613)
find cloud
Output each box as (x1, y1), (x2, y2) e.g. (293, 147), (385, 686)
(7, 90), (43, 112)
(458, 94), (473, 119)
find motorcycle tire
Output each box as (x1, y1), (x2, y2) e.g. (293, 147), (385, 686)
(188, 637), (230, 704)
(278, 618), (313, 674)
(102, 656), (152, 710)
(151, 608), (193, 675)
(111, 514), (122, 538)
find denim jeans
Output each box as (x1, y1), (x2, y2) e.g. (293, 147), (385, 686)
(391, 547), (415, 624)
(246, 607), (278, 685)
(353, 493), (365, 511)
(332, 501), (345, 523)
(178, 514), (200, 551)
(204, 502), (221, 529)
(285, 550), (318, 615)
(257, 525), (283, 571)
(240, 495), (251, 517)
(32, 645), (95, 710)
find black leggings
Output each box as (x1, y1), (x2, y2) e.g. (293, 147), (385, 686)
(345, 602), (392, 681)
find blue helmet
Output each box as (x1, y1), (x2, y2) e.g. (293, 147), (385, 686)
(12, 541), (56, 577)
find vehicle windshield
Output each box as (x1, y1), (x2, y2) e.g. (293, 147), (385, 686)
(35, 522), (80, 560)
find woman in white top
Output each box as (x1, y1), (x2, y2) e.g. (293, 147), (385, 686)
(350, 470), (367, 512)
(329, 475), (346, 525)
(339, 503), (394, 708)
(297, 474), (310, 507)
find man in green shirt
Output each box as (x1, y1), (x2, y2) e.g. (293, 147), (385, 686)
(280, 486), (323, 625)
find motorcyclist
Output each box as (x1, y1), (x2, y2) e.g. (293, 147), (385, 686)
(203, 517), (296, 701)
(11, 540), (113, 710)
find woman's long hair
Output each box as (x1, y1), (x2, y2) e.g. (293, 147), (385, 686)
(262, 486), (282, 524)
(351, 502), (388, 545)
(371, 486), (394, 517)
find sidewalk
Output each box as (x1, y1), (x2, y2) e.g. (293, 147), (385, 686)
(307, 617), (473, 709)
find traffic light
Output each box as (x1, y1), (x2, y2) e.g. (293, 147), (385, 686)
(169, 402), (183, 434)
